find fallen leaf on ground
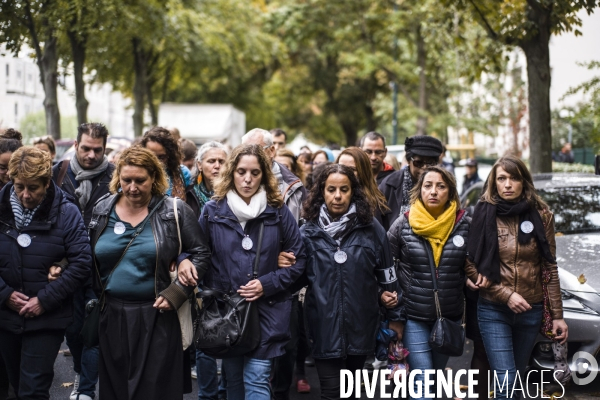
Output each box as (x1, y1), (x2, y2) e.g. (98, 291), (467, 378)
(61, 382), (74, 388)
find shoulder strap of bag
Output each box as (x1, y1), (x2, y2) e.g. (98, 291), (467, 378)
(174, 198), (182, 254)
(56, 160), (70, 187)
(424, 239), (465, 325)
(252, 221), (265, 279)
(99, 196), (167, 307)
(423, 240), (442, 319)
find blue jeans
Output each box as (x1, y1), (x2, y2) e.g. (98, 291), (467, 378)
(403, 319), (453, 400)
(196, 350), (227, 400)
(478, 298), (543, 400)
(222, 356), (271, 400)
(78, 345), (99, 397)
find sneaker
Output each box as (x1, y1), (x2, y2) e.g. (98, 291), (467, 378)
(69, 374), (80, 400)
(75, 395), (93, 400)
(191, 366), (198, 380)
(297, 379), (311, 394)
(371, 359), (387, 370)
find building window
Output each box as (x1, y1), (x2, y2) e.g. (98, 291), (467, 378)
(14, 103), (18, 117)
(5, 64), (8, 77)
(17, 70), (21, 79)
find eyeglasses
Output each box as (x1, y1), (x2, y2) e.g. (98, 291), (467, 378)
(411, 157), (438, 168)
(363, 149), (386, 156)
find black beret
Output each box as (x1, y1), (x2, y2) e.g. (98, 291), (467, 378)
(404, 135), (443, 158)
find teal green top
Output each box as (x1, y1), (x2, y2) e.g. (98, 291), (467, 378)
(95, 209), (157, 301)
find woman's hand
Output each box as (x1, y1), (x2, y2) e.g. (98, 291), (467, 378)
(48, 265), (62, 282)
(474, 273), (490, 289)
(381, 291), (398, 308)
(153, 296), (174, 311)
(19, 297), (45, 318)
(177, 259), (198, 287)
(465, 278), (479, 291)
(388, 321), (405, 341)
(552, 319), (568, 344)
(278, 252), (296, 268)
(6, 291), (29, 313)
(506, 292), (532, 314)
(238, 280), (264, 302)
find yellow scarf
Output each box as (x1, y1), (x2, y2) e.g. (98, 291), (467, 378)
(409, 200), (457, 267)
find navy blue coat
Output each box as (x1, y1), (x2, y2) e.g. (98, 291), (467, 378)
(299, 218), (403, 359)
(199, 199), (306, 360)
(0, 182), (92, 334)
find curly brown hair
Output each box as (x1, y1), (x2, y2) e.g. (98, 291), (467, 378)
(8, 146), (53, 186)
(212, 144), (283, 208)
(140, 126), (186, 200)
(109, 147), (169, 196)
(302, 164), (372, 224)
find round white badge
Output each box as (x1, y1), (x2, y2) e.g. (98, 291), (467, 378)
(334, 250), (347, 264)
(114, 222), (126, 235)
(521, 221), (534, 234)
(17, 233), (31, 248)
(242, 236), (253, 250)
(453, 235), (465, 248)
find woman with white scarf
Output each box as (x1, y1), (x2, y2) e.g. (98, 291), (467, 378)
(197, 144), (306, 400)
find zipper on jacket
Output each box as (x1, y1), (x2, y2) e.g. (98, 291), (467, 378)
(152, 216), (159, 297)
(91, 208), (111, 301)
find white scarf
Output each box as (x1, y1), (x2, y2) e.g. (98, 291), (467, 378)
(226, 187), (267, 229)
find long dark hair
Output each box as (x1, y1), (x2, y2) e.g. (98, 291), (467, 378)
(140, 126), (185, 199)
(0, 128), (23, 154)
(302, 164), (372, 224)
(481, 155), (548, 210)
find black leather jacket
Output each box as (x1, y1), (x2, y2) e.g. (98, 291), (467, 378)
(89, 193), (212, 309)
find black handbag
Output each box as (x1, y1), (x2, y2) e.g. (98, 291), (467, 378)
(424, 240), (466, 357)
(194, 222), (264, 358)
(80, 196), (166, 348)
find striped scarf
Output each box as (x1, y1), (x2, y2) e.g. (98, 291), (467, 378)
(10, 187), (42, 230)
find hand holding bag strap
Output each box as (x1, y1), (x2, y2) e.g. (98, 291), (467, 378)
(252, 221), (265, 279)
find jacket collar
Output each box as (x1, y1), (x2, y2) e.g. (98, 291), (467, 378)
(0, 181), (60, 229)
(93, 193), (167, 216)
(302, 218), (373, 245)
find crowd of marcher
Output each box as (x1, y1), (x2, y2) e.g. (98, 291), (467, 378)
(0, 125), (568, 400)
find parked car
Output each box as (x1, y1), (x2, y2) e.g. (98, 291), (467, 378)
(460, 173), (600, 378)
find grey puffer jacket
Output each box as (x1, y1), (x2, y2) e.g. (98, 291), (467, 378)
(387, 209), (470, 322)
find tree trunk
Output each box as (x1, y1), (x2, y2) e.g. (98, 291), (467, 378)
(132, 38), (147, 137)
(365, 104), (377, 133)
(68, 31), (89, 125)
(341, 120), (358, 148)
(416, 25), (427, 136)
(520, 7), (552, 173)
(41, 36), (61, 139)
(146, 78), (158, 126)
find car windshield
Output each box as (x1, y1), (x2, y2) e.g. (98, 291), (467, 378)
(540, 186), (600, 234)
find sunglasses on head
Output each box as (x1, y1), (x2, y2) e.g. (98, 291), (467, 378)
(411, 157), (438, 168)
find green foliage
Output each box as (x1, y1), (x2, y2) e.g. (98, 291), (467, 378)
(19, 111), (78, 140)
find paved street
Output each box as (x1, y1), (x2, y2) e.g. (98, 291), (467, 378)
(47, 340), (600, 399)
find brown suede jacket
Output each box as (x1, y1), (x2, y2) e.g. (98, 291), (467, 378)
(465, 209), (563, 319)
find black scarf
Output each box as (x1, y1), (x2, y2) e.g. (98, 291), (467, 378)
(467, 198), (555, 283)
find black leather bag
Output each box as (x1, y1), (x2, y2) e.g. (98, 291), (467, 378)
(424, 240), (466, 357)
(194, 222), (264, 358)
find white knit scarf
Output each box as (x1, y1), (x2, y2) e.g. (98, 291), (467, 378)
(226, 187), (267, 229)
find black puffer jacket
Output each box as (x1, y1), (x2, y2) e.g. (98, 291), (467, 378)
(387, 210), (470, 321)
(299, 218), (403, 359)
(89, 194), (212, 309)
(0, 182), (91, 333)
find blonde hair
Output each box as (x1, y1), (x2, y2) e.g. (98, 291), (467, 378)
(109, 147), (169, 196)
(213, 144), (283, 208)
(8, 146), (53, 186)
